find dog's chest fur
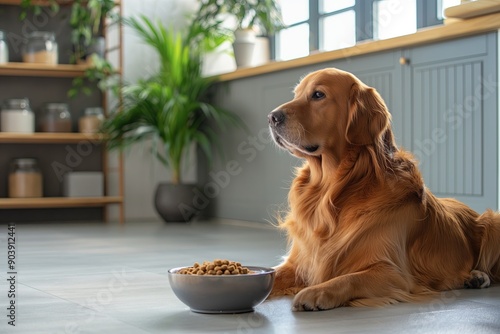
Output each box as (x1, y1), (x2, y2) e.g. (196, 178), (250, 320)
(286, 160), (420, 286)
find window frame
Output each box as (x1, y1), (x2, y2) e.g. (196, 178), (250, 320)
(274, 0), (443, 60)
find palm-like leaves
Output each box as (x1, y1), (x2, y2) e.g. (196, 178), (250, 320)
(102, 16), (240, 184)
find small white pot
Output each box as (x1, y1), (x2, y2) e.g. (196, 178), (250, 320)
(233, 29), (257, 68)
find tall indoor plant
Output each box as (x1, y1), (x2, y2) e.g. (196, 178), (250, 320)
(102, 12), (240, 222)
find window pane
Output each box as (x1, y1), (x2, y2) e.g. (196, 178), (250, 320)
(280, 0), (309, 25)
(374, 0), (417, 40)
(321, 10), (356, 51)
(321, 0), (355, 13)
(277, 24), (310, 61)
(439, 0), (461, 19)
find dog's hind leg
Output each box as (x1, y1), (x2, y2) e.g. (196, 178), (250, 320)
(475, 210), (500, 283)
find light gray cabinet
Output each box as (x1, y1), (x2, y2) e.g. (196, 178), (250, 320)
(208, 32), (498, 222)
(404, 33), (498, 211)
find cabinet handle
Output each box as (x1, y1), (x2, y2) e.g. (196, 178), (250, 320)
(399, 57), (410, 65)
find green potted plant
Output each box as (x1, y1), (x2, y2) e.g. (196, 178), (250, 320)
(215, 0), (286, 67)
(69, 0), (118, 65)
(101, 13), (241, 222)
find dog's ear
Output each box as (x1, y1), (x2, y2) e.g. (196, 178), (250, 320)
(346, 82), (390, 146)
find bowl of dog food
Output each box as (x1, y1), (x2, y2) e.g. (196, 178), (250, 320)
(168, 259), (275, 314)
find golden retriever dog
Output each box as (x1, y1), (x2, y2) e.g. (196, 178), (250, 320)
(268, 68), (500, 311)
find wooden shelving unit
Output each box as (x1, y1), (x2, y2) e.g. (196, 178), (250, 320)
(0, 62), (88, 77)
(0, 1), (113, 6)
(0, 0), (125, 223)
(0, 196), (123, 209)
(0, 132), (105, 143)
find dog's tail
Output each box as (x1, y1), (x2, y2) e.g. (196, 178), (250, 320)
(475, 210), (500, 282)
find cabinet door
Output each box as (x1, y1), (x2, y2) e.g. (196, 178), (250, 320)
(405, 33), (498, 212)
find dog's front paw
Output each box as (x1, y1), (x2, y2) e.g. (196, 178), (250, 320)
(464, 270), (491, 289)
(292, 286), (342, 311)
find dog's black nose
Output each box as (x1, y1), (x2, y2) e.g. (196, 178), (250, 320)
(268, 110), (285, 126)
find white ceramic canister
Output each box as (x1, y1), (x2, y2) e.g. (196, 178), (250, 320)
(1, 98), (35, 133)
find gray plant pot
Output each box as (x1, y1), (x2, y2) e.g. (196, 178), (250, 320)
(154, 182), (198, 222)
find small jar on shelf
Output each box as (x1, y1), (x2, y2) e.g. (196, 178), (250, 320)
(1, 98), (35, 133)
(9, 158), (43, 198)
(22, 31), (58, 65)
(0, 30), (8, 64)
(79, 107), (104, 133)
(40, 103), (72, 133)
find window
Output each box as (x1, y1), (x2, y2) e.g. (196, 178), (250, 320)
(373, 0), (417, 40)
(275, 0), (463, 61)
(277, 0), (310, 60)
(320, 0), (356, 52)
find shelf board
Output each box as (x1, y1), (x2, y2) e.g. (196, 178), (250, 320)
(0, 1), (121, 6)
(0, 62), (89, 78)
(0, 196), (123, 209)
(0, 132), (105, 144)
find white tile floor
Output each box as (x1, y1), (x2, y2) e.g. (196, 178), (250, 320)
(0, 219), (499, 333)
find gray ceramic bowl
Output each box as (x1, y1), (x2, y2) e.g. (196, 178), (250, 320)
(168, 266), (275, 314)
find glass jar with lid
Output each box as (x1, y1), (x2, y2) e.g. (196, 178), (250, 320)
(0, 30), (8, 64)
(79, 107), (104, 133)
(22, 31), (58, 65)
(9, 158), (43, 198)
(40, 103), (72, 132)
(1, 98), (34, 133)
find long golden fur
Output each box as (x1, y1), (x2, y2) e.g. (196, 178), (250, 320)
(268, 68), (500, 311)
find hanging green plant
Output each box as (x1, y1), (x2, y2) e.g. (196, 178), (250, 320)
(68, 54), (120, 98)
(69, 0), (118, 64)
(19, 0), (59, 20)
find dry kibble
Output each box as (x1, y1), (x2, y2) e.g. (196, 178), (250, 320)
(179, 259), (252, 275)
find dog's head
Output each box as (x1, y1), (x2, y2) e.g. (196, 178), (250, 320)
(268, 68), (392, 159)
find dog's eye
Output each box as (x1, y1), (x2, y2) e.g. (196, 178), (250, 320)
(311, 91), (325, 100)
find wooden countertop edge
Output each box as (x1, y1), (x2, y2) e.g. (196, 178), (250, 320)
(214, 12), (500, 82)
